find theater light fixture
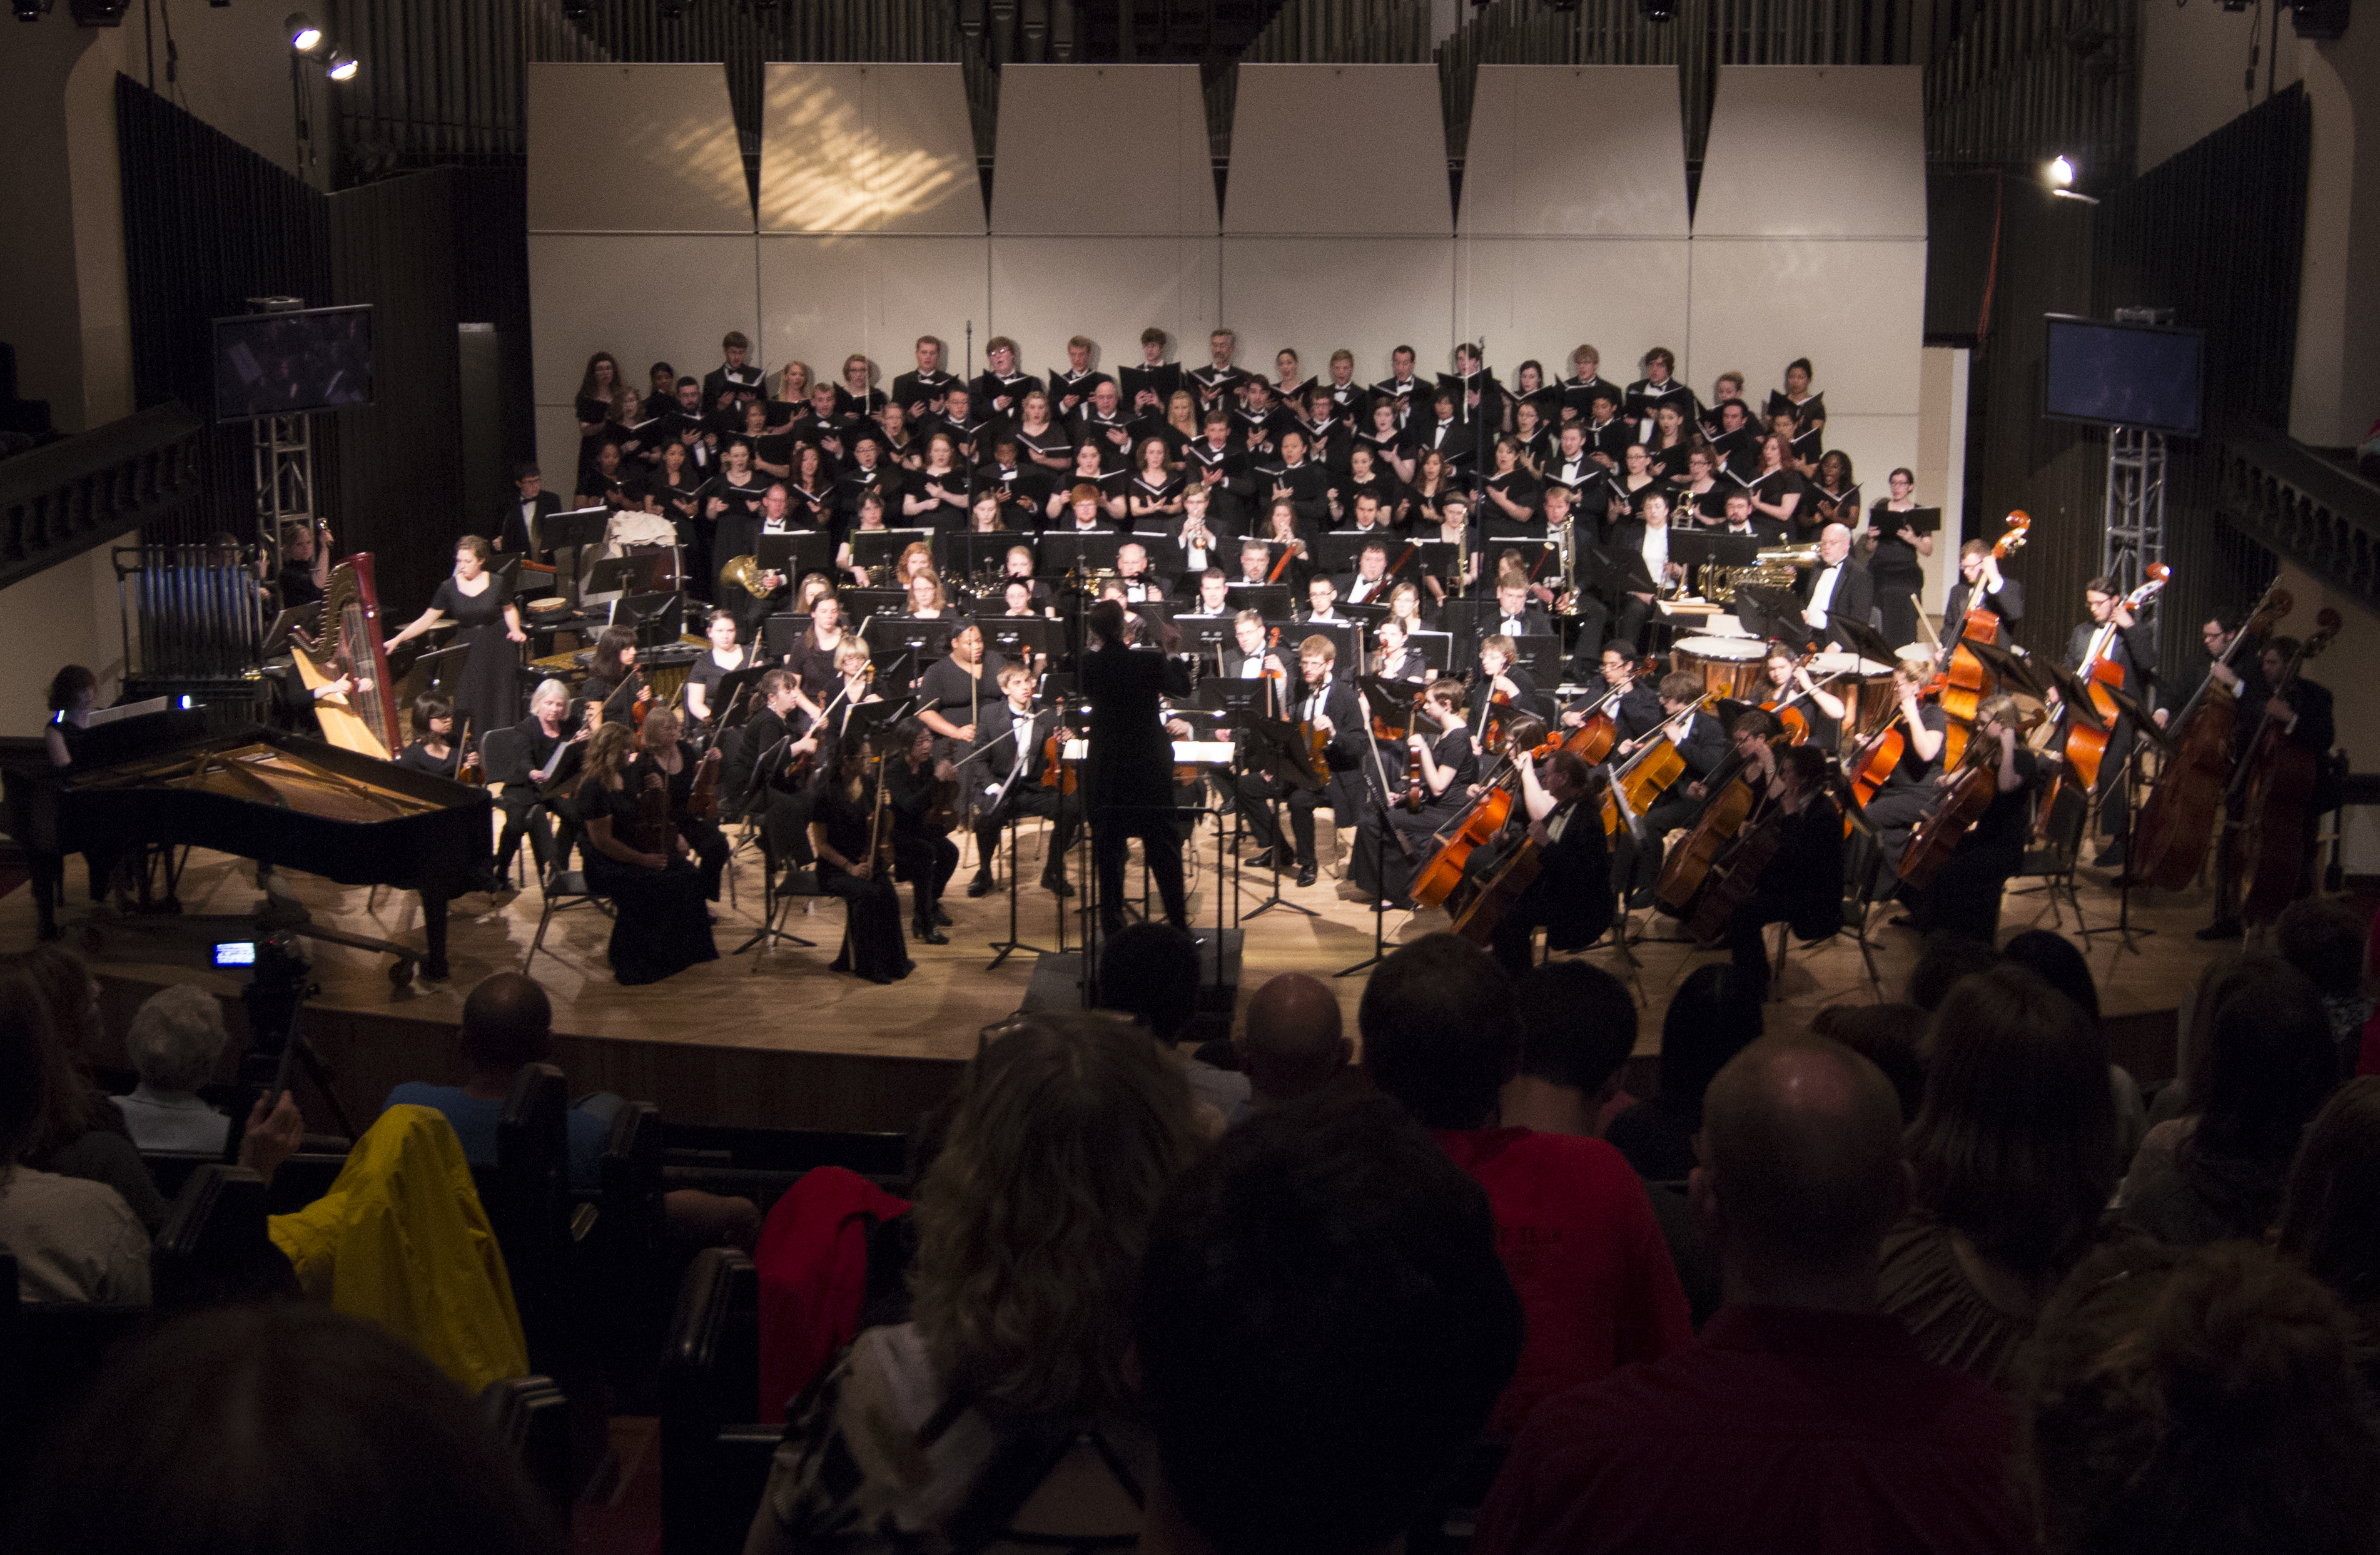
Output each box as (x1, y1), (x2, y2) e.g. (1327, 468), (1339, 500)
(1636, 0), (1678, 20)
(326, 48), (358, 80)
(2045, 155), (2099, 204)
(286, 10), (323, 49)
(14, 0), (55, 19)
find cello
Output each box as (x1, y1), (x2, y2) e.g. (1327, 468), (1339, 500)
(1599, 696), (1709, 837)
(2125, 584), (2289, 891)
(1937, 512), (2031, 767)
(1654, 736), (1771, 915)
(1895, 709), (2032, 891)
(1410, 720), (1551, 910)
(2057, 564), (2170, 794)
(2233, 610), (2340, 926)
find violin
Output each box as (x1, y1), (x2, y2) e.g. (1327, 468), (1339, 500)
(689, 744), (722, 823)
(453, 717), (484, 787)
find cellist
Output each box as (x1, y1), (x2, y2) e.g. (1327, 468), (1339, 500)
(2186, 610), (2271, 941)
(1612, 671), (1729, 911)
(2209, 633), (2336, 936)
(1464, 741), (1613, 980)
(1720, 743), (1844, 999)
(1559, 645), (1663, 739)
(1349, 678), (1478, 910)
(1941, 538), (2023, 628)
(1854, 654), (1948, 891)
(2061, 575), (2158, 872)
(1891, 694), (2038, 942)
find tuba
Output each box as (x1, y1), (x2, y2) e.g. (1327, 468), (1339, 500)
(1698, 542), (1815, 606)
(719, 554), (767, 596)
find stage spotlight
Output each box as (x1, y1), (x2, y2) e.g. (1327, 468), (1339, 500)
(2047, 154), (2075, 188)
(1636, 0), (1677, 21)
(286, 10), (323, 49)
(14, 0), (55, 19)
(326, 48), (358, 80)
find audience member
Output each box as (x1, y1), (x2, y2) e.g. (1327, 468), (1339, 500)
(2278, 1075), (2380, 1381)
(1359, 935), (1691, 1438)
(1602, 963), (1762, 1182)
(8, 1302), (564, 1555)
(1808, 1003), (1928, 1121)
(1099, 922), (1247, 1123)
(1134, 1090), (1524, 1555)
(1880, 963), (2119, 1387)
(0, 961), (148, 1303)
(1906, 934), (1998, 1015)
(747, 1011), (1200, 1552)
(2021, 1240), (2380, 1555)
(1506, 961), (1720, 1326)
(2120, 956), (2337, 1245)
(2276, 895), (2372, 1073)
(1999, 928), (2149, 1161)
(2154, 952), (2270, 1126)
(111, 983), (231, 1153)
(6, 946), (167, 1232)
(1232, 973), (1351, 1118)
(1478, 1035), (2030, 1555)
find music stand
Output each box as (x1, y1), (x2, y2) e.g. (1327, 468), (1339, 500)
(1294, 620), (1361, 667)
(2035, 659), (2110, 734)
(1173, 614), (1238, 657)
(262, 605), (320, 656)
(1335, 677), (1422, 980)
(1235, 712), (1322, 922)
(755, 530), (835, 584)
(1407, 629), (1454, 677)
(849, 528), (936, 580)
(838, 587), (909, 620)
(1339, 599), (1390, 628)
(1222, 583), (1292, 619)
(862, 617), (956, 675)
(1668, 529), (1763, 580)
(1314, 531), (1403, 578)
(702, 667), (770, 732)
(1961, 637), (2046, 701)
(760, 614), (810, 665)
(976, 614), (1065, 668)
(1508, 632), (1562, 691)
(1733, 585), (1815, 653)
(942, 530), (1030, 584)
(412, 641), (475, 698)
(2090, 678), (2170, 955)
(1035, 530), (1131, 580)
(612, 592), (685, 649)
(537, 506), (611, 601)
(1828, 616), (1904, 674)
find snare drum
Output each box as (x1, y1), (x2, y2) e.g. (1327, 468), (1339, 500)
(1671, 636), (1767, 700)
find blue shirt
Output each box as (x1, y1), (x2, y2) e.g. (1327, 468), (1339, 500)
(382, 1083), (607, 1190)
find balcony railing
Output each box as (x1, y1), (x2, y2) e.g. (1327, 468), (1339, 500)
(2215, 430), (2380, 612)
(0, 403), (210, 594)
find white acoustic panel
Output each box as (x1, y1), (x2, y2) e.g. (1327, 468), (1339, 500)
(527, 64), (752, 234)
(532, 403), (584, 515)
(757, 236), (990, 393)
(529, 233), (760, 408)
(1459, 68), (1689, 237)
(991, 67), (1217, 236)
(759, 64), (984, 235)
(1225, 66), (1451, 236)
(1694, 66), (1926, 238)
(1798, 413), (1919, 514)
(1218, 239), (1454, 387)
(1454, 237), (1692, 384)
(988, 238), (1220, 384)
(1683, 239), (1925, 418)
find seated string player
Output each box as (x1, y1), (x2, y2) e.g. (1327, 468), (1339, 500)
(966, 662), (1080, 899)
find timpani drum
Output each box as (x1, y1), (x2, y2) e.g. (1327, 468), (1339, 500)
(1811, 650), (1896, 736)
(1671, 636), (1768, 700)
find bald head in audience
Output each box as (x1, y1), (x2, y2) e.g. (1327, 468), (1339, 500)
(1235, 974), (1350, 1109)
(1691, 1035), (1908, 1310)
(458, 971), (554, 1078)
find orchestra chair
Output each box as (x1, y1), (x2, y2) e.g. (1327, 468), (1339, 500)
(152, 1162), (291, 1311)
(0, 1254), (149, 1522)
(1769, 873), (1883, 1005)
(477, 1374), (574, 1529)
(659, 1247), (777, 1555)
(479, 724), (531, 889)
(2010, 779), (2090, 929)
(523, 865), (612, 975)
(735, 862), (826, 966)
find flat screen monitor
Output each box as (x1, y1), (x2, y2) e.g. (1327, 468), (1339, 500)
(212, 305), (375, 421)
(2041, 313), (2203, 437)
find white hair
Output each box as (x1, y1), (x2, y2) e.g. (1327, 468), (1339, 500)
(530, 678), (570, 712)
(125, 983), (230, 1093)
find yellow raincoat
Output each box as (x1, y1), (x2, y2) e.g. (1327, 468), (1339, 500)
(268, 1104), (530, 1392)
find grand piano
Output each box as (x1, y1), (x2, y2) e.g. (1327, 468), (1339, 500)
(1, 707), (490, 983)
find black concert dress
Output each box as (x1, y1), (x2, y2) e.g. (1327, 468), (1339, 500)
(576, 777), (719, 986)
(430, 575), (521, 747)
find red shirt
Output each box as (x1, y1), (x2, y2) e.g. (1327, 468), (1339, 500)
(1432, 1127), (1694, 1438)
(1476, 1305), (2030, 1555)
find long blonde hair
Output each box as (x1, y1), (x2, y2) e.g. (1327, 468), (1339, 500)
(583, 722), (636, 788)
(909, 1011), (1201, 1419)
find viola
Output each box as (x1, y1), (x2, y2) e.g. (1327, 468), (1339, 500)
(1937, 511), (2031, 767)
(2127, 582), (2289, 891)
(453, 717), (483, 787)
(2058, 562), (2170, 794)
(2234, 609), (2340, 926)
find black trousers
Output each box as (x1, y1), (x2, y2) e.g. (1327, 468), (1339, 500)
(677, 815), (731, 901)
(891, 828), (960, 923)
(1237, 772), (1325, 864)
(750, 787), (815, 869)
(1352, 798), (1458, 906)
(819, 864), (908, 981)
(1874, 578), (1922, 650)
(1617, 791), (1704, 896)
(495, 788), (555, 879)
(2091, 721), (2139, 846)
(1093, 799), (1188, 932)
(973, 785), (1080, 882)
(1860, 784), (1935, 893)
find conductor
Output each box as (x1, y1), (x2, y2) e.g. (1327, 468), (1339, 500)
(1080, 599), (1193, 938)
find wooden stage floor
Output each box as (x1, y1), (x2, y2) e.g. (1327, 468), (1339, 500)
(5, 815), (2222, 1134)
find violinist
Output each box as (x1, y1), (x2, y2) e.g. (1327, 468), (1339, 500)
(1941, 536), (2024, 629)
(1613, 673), (1731, 909)
(1759, 644), (1848, 752)
(2062, 575), (2159, 871)
(574, 722), (718, 986)
(1349, 677), (1479, 910)
(1469, 636), (1541, 748)
(2205, 633), (2336, 937)
(1562, 646), (1662, 739)
(499, 679), (585, 884)
(579, 627), (646, 722)
(397, 694), (463, 779)
(808, 736), (911, 985)
(966, 661), (1080, 899)
(630, 706), (731, 902)
(725, 669), (824, 875)
(1856, 654), (1949, 884)
(1719, 742), (1843, 998)
(1892, 694), (2037, 942)
(1372, 619), (1431, 684)
(684, 608), (750, 729)
(883, 717), (961, 945)
(784, 592), (846, 697)
(1471, 744), (1613, 981)
(828, 640), (883, 740)
(1236, 636), (1361, 889)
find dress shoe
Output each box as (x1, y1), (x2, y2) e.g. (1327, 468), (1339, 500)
(1247, 848), (1281, 870)
(2196, 919), (2244, 941)
(913, 919), (949, 946)
(1297, 864), (1318, 888)
(1041, 873), (1076, 896)
(933, 904), (953, 926)
(966, 874), (996, 899)
(2092, 845), (2127, 870)
(1627, 886), (1657, 911)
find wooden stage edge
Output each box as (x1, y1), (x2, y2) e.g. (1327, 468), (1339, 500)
(3, 826), (2210, 1135)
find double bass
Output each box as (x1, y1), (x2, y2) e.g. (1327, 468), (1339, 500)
(1937, 512), (2031, 767)
(2233, 610), (2340, 926)
(2125, 583), (2289, 891)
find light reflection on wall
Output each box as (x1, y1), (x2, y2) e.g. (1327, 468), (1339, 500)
(759, 70), (972, 237)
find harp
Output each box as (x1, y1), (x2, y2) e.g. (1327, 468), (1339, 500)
(290, 553), (404, 760)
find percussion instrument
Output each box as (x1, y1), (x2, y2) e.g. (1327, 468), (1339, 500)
(1671, 636), (1766, 700)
